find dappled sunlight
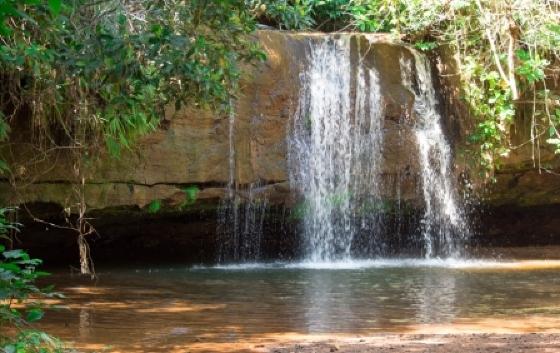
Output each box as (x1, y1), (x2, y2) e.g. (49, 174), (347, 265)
(50, 326), (560, 353)
(137, 303), (227, 313)
(409, 316), (560, 334)
(463, 260), (560, 272)
(38, 261), (560, 352)
(65, 286), (113, 295)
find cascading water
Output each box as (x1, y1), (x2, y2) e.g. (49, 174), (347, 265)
(217, 107), (268, 263)
(289, 36), (385, 262)
(217, 108), (240, 262)
(218, 34), (469, 264)
(289, 35), (469, 262)
(400, 53), (470, 258)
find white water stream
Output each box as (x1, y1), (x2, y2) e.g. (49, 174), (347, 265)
(217, 107), (268, 263)
(400, 52), (470, 258)
(289, 35), (469, 261)
(289, 37), (385, 262)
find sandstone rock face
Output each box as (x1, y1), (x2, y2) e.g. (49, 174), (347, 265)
(2, 31), (428, 210)
(2, 30), (560, 258)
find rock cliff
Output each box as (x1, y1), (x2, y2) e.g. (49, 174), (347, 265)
(2, 30), (559, 262)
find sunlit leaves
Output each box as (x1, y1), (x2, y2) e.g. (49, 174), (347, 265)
(253, 0), (559, 174)
(0, 0), (265, 161)
(414, 41), (438, 52)
(0, 213), (63, 351)
(515, 50), (548, 84)
(248, 0), (316, 30)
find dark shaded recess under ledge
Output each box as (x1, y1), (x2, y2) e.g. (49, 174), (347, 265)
(7, 202), (560, 268)
(11, 202), (300, 267)
(475, 203), (560, 247)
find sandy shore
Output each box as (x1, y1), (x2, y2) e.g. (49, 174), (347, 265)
(264, 333), (560, 353)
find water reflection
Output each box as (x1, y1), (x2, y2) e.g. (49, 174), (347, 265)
(299, 268), (460, 331)
(412, 269), (457, 324)
(78, 307), (92, 339)
(302, 270), (356, 332)
(39, 261), (560, 352)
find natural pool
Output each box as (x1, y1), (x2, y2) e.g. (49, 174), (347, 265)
(39, 253), (560, 352)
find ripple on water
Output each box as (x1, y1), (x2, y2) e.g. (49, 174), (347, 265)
(194, 258), (560, 271)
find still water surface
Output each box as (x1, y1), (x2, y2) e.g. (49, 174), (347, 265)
(40, 257), (560, 352)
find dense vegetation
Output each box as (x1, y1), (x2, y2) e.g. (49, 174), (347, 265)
(0, 0), (262, 157)
(1, 207), (64, 352)
(4, 1), (553, 179)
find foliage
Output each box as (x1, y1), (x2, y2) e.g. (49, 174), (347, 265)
(247, 0), (352, 31)
(0, 0), (265, 275)
(0, 0), (264, 159)
(180, 185), (200, 208)
(0, 208), (19, 240)
(0, 208), (65, 353)
(147, 199), (162, 214)
(381, 0), (560, 172)
(248, 0), (316, 30)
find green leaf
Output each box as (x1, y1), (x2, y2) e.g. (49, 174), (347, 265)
(183, 185), (199, 204)
(3, 249), (26, 259)
(0, 262), (21, 273)
(414, 41), (438, 52)
(147, 200), (162, 214)
(3, 344), (16, 353)
(26, 308), (44, 322)
(48, 0), (61, 16)
(515, 49), (530, 61)
(546, 23), (560, 34)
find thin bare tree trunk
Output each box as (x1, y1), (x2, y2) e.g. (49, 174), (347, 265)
(475, 0), (518, 99)
(78, 233), (91, 275)
(75, 169), (95, 278)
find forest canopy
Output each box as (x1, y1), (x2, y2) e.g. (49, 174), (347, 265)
(0, 0), (263, 162)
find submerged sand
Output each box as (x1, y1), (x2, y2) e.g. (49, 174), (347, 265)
(264, 333), (560, 353)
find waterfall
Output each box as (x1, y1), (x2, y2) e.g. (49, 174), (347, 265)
(289, 35), (469, 262)
(217, 107), (240, 262)
(289, 36), (385, 262)
(217, 107), (268, 263)
(400, 52), (470, 258)
(217, 35), (469, 263)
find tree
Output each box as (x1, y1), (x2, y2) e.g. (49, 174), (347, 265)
(0, 0), (265, 275)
